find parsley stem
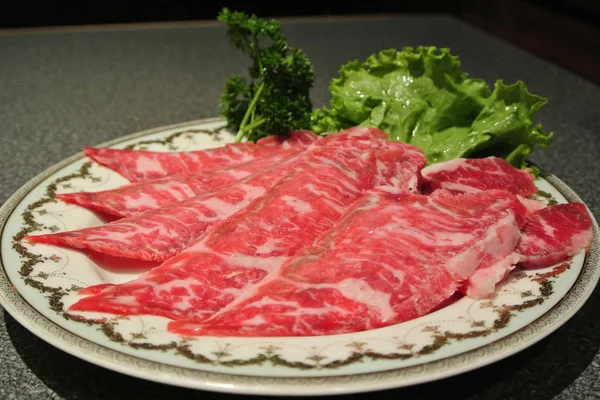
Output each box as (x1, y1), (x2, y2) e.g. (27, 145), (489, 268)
(240, 117), (266, 134)
(236, 81), (265, 142)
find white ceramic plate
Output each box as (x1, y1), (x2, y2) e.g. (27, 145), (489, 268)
(0, 118), (598, 396)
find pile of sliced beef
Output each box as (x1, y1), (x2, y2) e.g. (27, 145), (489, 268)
(25, 127), (594, 338)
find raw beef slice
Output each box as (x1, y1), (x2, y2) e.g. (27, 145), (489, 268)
(57, 147), (304, 218)
(85, 130), (318, 182)
(460, 252), (522, 300)
(67, 130), (427, 322)
(172, 189), (527, 337)
(25, 151), (304, 261)
(25, 127), (401, 261)
(421, 157), (538, 197)
(515, 202), (593, 269)
(59, 127), (388, 217)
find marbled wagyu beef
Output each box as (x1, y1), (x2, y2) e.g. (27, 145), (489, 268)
(56, 126), (391, 217)
(25, 128), (395, 261)
(84, 130), (318, 182)
(26, 151), (304, 261)
(515, 202), (593, 269)
(57, 147), (304, 218)
(420, 157), (538, 197)
(171, 189), (528, 337)
(24, 124), (595, 338)
(66, 128), (427, 323)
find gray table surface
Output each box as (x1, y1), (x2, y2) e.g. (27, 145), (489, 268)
(1, 14), (599, 400)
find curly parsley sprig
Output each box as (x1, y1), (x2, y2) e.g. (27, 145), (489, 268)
(218, 8), (315, 143)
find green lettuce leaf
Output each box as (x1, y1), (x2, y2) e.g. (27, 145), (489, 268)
(311, 46), (552, 168)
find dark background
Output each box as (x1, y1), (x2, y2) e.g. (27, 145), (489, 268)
(2, 0), (599, 84)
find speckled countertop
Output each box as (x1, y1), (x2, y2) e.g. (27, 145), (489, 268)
(1, 15), (599, 400)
